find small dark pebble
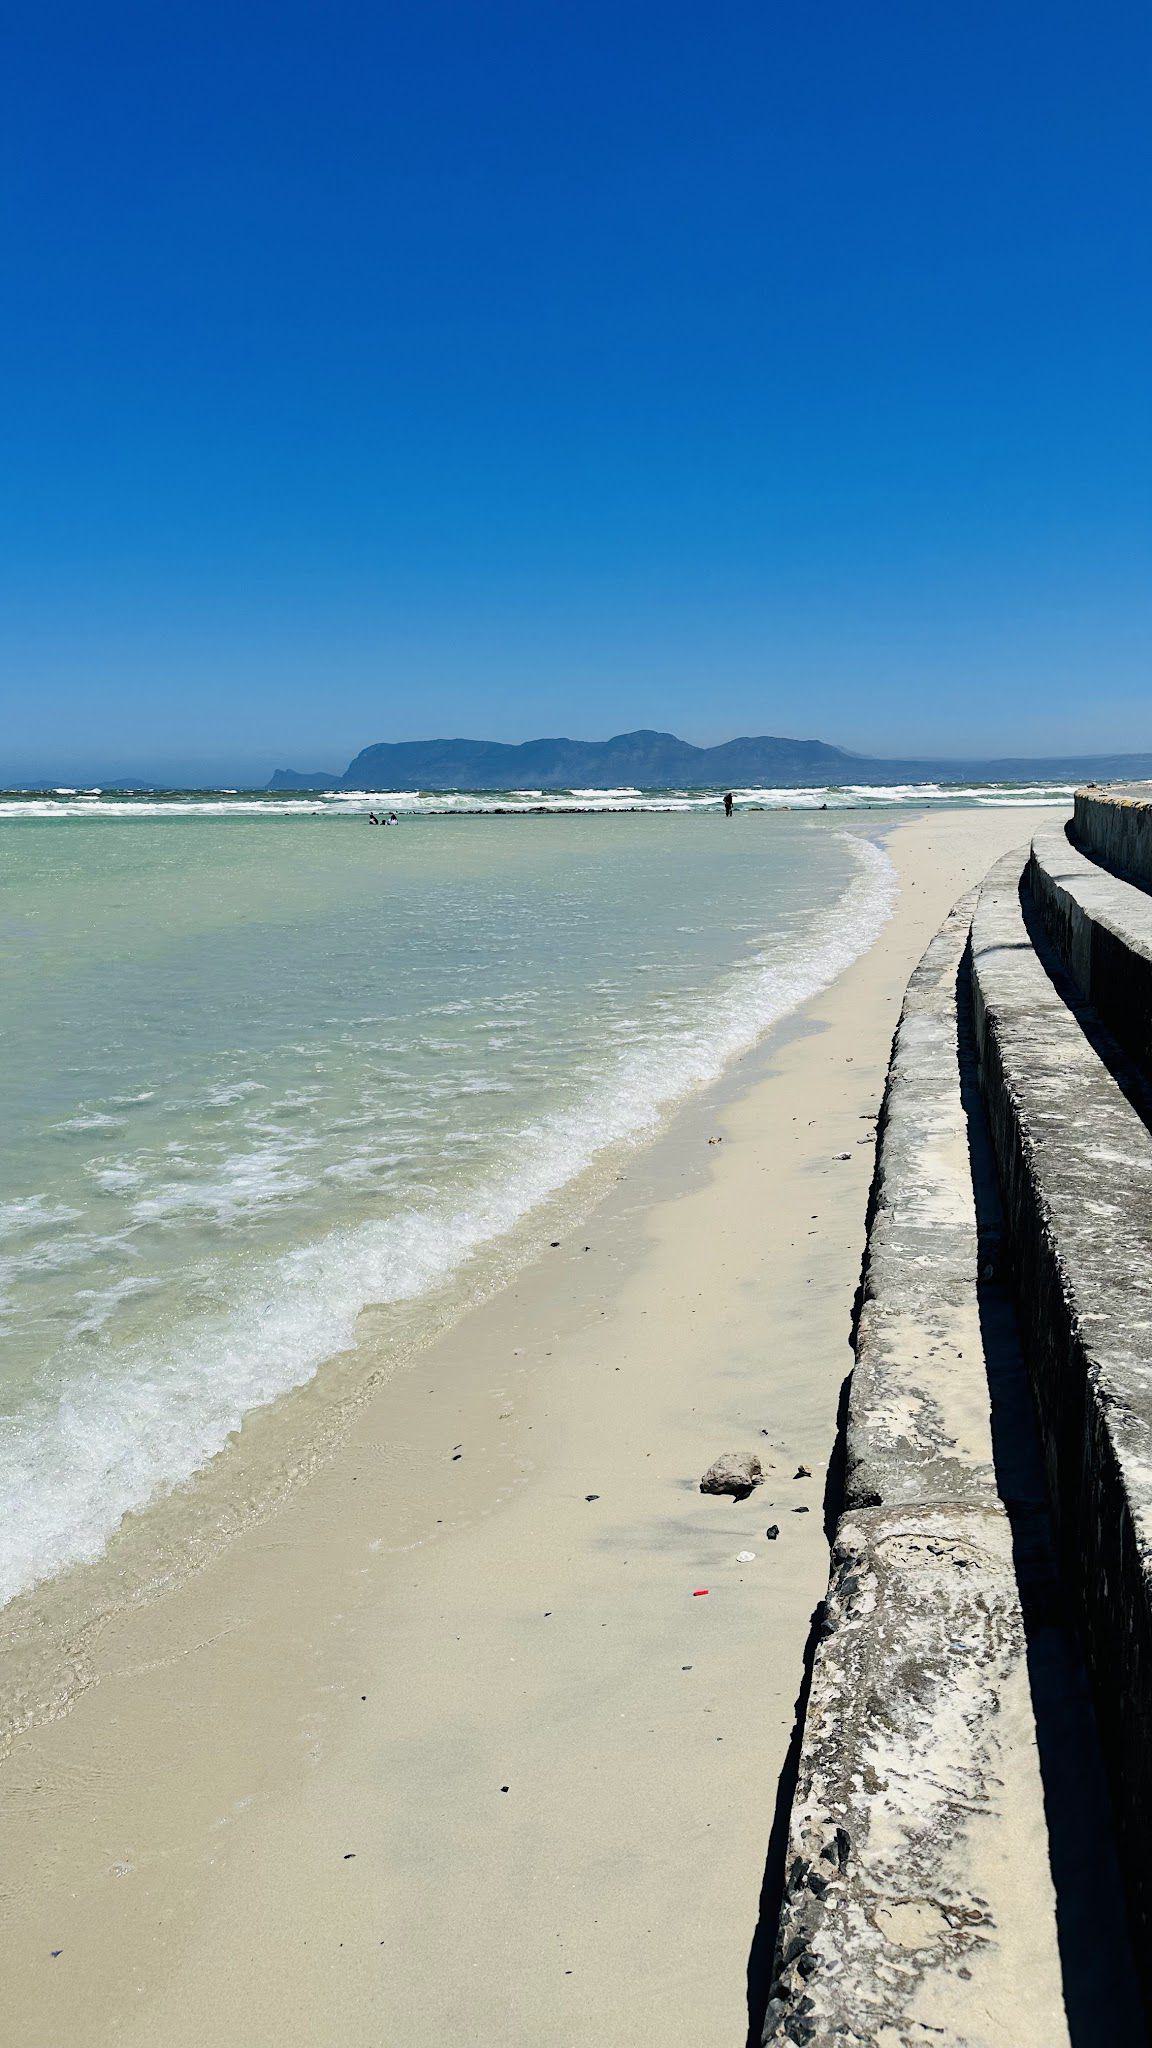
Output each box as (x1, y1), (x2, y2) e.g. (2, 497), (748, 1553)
(585, 1493), (600, 1501)
(793, 1506), (810, 1514)
(795, 1465), (811, 1478)
(344, 1853), (355, 1860)
(452, 1452), (462, 1461)
(501, 1785), (509, 1793)
(51, 1950), (62, 1959)
(766, 1524), (780, 1540)
(682, 1664), (692, 1671)
(550, 1241), (560, 1248)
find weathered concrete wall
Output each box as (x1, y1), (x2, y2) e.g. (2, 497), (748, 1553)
(970, 849), (1152, 1975)
(763, 1505), (1069, 2048)
(846, 894), (998, 1511)
(1074, 781), (1152, 892)
(1029, 822), (1152, 1072)
(765, 904), (1077, 2045)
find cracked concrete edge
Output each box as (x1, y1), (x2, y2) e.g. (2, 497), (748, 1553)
(1028, 820), (1152, 1070)
(970, 847), (1152, 1965)
(1074, 781), (1152, 895)
(845, 892), (998, 1511)
(761, 1504), (1069, 2048)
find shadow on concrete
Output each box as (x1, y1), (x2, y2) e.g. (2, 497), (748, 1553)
(1066, 812), (1152, 899)
(1018, 868), (1152, 1140)
(956, 945), (1148, 2045)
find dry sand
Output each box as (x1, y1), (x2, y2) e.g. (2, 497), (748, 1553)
(0, 807), (1057, 2048)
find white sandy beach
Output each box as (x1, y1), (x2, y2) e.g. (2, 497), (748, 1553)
(0, 806), (1057, 2048)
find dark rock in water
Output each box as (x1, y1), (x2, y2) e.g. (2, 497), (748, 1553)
(700, 1451), (763, 1497)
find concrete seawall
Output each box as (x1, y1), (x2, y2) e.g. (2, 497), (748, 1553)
(1028, 821), (1152, 1070)
(764, 797), (1152, 2044)
(970, 849), (1152, 1985)
(1074, 782), (1152, 894)
(844, 895), (999, 1512)
(763, 886), (1139, 2045)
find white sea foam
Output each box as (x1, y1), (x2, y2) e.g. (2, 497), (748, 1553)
(52, 1111), (125, 1134)
(0, 1196), (83, 1240)
(0, 781), (1076, 819)
(73, 1275), (160, 1337)
(0, 835), (896, 1606)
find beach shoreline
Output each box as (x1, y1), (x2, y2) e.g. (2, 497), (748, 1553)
(0, 805), (1057, 2048)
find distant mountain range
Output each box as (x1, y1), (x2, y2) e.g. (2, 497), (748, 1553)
(267, 729), (1152, 792)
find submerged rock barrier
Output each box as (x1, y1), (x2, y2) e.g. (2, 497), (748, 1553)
(764, 789), (1152, 2045)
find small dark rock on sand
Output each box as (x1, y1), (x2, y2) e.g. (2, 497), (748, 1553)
(700, 1451), (763, 1498)
(765, 1524), (780, 1540)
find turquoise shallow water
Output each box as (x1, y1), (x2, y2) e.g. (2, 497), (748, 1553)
(0, 810), (895, 1603)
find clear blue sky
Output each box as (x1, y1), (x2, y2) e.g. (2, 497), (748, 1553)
(3, 0), (1151, 783)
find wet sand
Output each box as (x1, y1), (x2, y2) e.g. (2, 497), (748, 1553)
(0, 807), (1057, 2048)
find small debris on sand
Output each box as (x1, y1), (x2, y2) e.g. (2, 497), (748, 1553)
(765, 1524), (780, 1540)
(794, 1464), (811, 1478)
(793, 1505), (810, 1514)
(585, 1493), (600, 1502)
(736, 1550), (756, 1563)
(699, 1450), (763, 1497)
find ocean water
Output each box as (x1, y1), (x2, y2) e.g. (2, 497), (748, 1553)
(0, 808), (900, 1606)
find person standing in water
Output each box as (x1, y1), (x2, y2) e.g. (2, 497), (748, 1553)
(723, 791), (734, 818)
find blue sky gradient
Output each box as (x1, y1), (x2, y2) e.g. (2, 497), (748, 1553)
(3, 0), (1151, 781)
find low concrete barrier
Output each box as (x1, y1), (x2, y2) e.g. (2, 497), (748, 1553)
(971, 849), (1152, 1969)
(765, 902), (1074, 2044)
(1028, 821), (1152, 1070)
(763, 1504), (1068, 2048)
(846, 894), (998, 1511)
(1074, 781), (1152, 892)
